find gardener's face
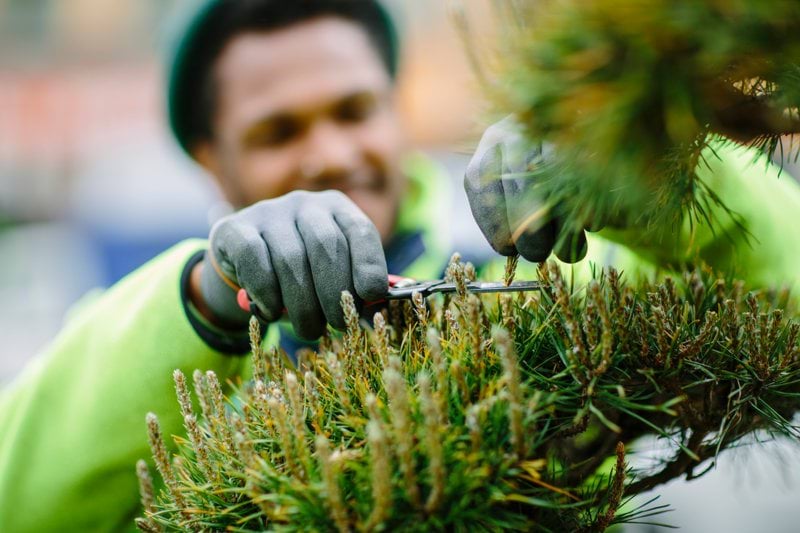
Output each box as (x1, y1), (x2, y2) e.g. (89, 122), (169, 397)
(194, 17), (406, 242)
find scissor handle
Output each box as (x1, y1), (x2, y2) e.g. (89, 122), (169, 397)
(236, 288), (253, 313)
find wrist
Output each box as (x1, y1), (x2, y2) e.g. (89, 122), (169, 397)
(191, 258), (249, 329)
(188, 260), (219, 325)
(180, 250), (254, 354)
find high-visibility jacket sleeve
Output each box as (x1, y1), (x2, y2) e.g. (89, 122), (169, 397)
(0, 239), (249, 533)
(597, 141), (800, 297)
(482, 141), (800, 307)
(0, 153), (454, 533)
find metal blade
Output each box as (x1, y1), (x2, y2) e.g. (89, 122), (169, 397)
(385, 279), (544, 300)
(385, 280), (446, 300)
(427, 280), (544, 295)
(466, 281), (544, 293)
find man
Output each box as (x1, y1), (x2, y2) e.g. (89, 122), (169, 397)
(171, 0), (434, 344)
(0, 1), (798, 532)
(0, 2), (457, 531)
(170, 5), (396, 346)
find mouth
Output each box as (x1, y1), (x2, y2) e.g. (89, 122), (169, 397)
(314, 170), (388, 195)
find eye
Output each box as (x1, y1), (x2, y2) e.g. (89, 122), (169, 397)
(243, 115), (302, 148)
(332, 92), (378, 124)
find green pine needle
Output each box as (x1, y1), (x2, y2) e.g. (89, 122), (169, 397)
(485, 0), (800, 233)
(138, 258), (799, 532)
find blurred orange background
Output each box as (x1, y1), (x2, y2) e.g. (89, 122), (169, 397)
(0, 0), (499, 381)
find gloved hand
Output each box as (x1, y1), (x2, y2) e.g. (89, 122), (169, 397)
(200, 190), (388, 340)
(464, 116), (590, 263)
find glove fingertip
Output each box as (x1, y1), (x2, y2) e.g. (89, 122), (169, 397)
(327, 311), (347, 332)
(514, 221), (556, 263)
(518, 249), (551, 263)
(355, 269), (389, 303)
(554, 231), (588, 264)
(251, 301), (280, 324)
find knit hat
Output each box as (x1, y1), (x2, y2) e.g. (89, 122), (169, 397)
(166, 0), (399, 156)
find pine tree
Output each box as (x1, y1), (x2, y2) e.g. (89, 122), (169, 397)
(135, 3), (800, 529)
(478, 0), (800, 232)
(137, 257), (799, 532)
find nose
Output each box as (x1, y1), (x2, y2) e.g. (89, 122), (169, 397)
(299, 119), (360, 183)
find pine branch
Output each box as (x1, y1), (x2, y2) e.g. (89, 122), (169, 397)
(139, 257), (800, 531)
(482, 0), (800, 231)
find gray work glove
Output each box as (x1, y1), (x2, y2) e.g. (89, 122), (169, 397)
(201, 190), (388, 340)
(464, 116), (589, 263)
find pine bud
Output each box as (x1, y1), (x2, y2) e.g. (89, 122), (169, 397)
(365, 394), (392, 529)
(412, 291), (429, 329)
(373, 312), (391, 367)
(418, 372), (445, 512)
(172, 369), (193, 419)
(285, 371), (311, 477)
(193, 370), (211, 420)
(316, 435), (350, 533)
(145, 413), (184, 507)
(136, 460), (156, 518)
(494, 327), (525, 458)
(383, 367), (421, 507)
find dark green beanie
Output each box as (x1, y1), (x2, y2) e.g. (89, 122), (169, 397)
(166, 0), (399, 157)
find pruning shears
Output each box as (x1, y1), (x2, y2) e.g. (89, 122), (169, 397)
(236, 274), (542, 319)
(380, 274), (542, 300)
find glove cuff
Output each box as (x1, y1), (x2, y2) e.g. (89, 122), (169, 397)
(199, 250), (252, 328)
(180, 250), (256, 354)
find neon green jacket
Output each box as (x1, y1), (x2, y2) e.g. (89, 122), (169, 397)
(0, 144), (798, 532)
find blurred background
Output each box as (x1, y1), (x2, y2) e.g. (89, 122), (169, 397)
(0, 0), (496, 382)
(0, 1), (798, 531)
